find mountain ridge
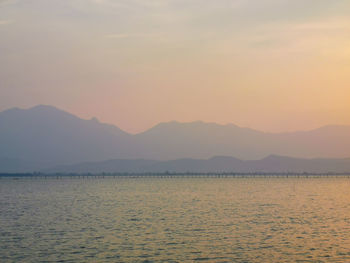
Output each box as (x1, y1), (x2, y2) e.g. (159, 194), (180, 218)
(2, 105), (349, 135)
(0, 105), (349, 172)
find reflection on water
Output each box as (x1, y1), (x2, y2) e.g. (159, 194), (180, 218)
(1, 177), (350, 262)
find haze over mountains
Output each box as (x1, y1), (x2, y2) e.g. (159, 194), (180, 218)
(0, 105), (349, 173)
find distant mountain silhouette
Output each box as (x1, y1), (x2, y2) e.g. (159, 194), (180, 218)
(0, 105), (133, 169)
(133, 121), (350, 160)
(46, 155), (350, 174)
(0, 105), (349, 172)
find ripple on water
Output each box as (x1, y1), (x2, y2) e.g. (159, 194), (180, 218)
(1, 177), (350, 262)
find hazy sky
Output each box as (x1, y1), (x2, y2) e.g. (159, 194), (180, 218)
(1, 0), (349, 133)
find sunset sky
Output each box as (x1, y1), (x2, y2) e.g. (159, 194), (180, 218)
(1, 0), (349, 133)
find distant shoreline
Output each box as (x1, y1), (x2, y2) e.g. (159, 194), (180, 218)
(1, 172), (350, 178)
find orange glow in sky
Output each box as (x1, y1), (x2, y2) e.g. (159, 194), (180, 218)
(0, 0), (349, 133)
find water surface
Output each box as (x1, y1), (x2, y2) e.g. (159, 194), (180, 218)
(1, 177), (350, 262)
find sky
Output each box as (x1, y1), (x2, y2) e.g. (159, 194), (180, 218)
(0, 0), (349, 133)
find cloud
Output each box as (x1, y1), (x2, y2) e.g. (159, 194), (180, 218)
(106, 33), (155, 39)
(106, 34), (140, 39)
(0, 20), (13, 26)
(0, 0), (17, 6)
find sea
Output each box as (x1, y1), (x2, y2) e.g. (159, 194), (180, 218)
(1, 177), (350, 262)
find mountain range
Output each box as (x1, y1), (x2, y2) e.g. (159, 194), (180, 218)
(0, 105), (349, 173)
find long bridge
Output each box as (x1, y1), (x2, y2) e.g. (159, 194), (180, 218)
(1, 172), (350, 178)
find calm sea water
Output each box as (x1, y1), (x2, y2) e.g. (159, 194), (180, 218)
(1, 177), (350, 262)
